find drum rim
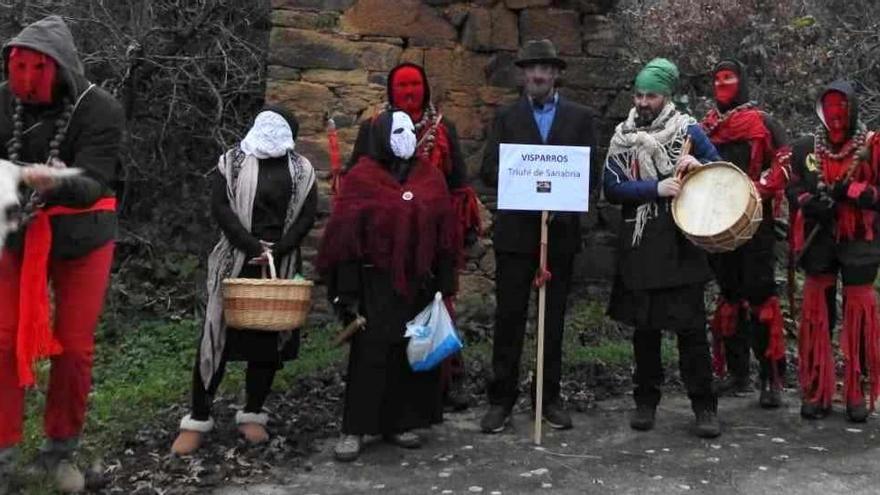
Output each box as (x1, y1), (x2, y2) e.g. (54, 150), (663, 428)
(671, 161), (758, 238)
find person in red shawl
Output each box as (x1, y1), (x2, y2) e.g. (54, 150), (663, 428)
(0, 16), (124, 493)
(346, 62), (480, 411)
(319, 109), (459, 462)
(787, 81), (880, 422)
(700, 59), (790, 407)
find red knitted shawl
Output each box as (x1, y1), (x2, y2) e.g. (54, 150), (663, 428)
(317, 156), (459, 297)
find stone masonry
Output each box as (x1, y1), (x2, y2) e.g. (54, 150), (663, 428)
(268, 0), (635, 327)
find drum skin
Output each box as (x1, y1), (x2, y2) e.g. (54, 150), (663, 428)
(672, 161), (763, 253)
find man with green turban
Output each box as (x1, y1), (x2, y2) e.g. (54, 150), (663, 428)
(603, 58), (723, 438)
(634, 57), (680, 96)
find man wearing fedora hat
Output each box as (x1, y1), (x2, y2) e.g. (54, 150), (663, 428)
(479, 39), (597, 433)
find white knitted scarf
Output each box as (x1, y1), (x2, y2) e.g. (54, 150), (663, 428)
(607, 102), (694, 246)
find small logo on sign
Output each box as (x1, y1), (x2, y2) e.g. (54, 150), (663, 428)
(536, 181), (551, 193)
(402, 191), (414, 201)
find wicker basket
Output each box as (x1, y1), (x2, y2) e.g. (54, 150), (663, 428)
(222, 252), (313, 331)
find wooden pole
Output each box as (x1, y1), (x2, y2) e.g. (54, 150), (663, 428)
(534, 210), (549, 445)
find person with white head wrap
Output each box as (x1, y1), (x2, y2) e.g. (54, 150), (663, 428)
(172, 105), (318, 456)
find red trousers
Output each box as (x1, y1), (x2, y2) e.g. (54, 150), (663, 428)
(0, 242), (114, 448)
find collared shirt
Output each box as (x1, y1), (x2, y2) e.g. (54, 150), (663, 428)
(530, 91), (559, 143)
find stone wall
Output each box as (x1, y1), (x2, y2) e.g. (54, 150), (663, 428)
(268, 0), (635, 326)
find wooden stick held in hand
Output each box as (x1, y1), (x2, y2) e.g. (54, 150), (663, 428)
(333, 316), (367, 347)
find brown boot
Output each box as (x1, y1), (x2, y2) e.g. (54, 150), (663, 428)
(236, 411), (269, 445)
(171, 415), (214, 455)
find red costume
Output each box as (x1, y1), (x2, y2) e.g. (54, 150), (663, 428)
(347, 63), (480, 408)
(700, 60), (790, 404)
(788, 81), (880, 422)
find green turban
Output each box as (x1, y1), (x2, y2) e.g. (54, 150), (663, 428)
(634, 58), (679, 95)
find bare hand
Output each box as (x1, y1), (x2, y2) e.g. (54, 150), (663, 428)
(248, 241), (274, 265)
(21, 166), (60, 193)
(657, 177), (682, 198)
(674, 155), (701, 176)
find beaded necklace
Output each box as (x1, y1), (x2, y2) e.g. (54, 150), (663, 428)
(7, 96), (74, 163)
(701, 101), (757, 136)
(814, 125), (873, 186)
(7, 96), (74, 216)
(385, 102), (441, 156)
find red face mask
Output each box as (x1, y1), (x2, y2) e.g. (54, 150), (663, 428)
(8, 47), (57, 104)
(713, 69), (739, 108)
(391, 66), (425, 119)
(822, 91), (849, 145)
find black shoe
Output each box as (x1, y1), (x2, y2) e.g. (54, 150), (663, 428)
(443, 385), (470, 413)
(716, 376), (752, 396)
(629, 404), (656, 431)
(846, 402), (869, 423)
(694, 410), (721, 438)
(383, 431), (423, 449)
(480, 405), (511, 434)
(759, 387), (783, 409)
(542, 402), (573, 430)
(800, 401), (831, 420)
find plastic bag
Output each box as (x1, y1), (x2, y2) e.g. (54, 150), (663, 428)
(404, 292), (463, 372)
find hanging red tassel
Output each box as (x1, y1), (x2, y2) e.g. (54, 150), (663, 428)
(841, 285), (880, 410)
(327, 116), (342, 198)
(757, 296), (786, 387)
(798, 274), (836, 407)
(710, 297), (742, 377)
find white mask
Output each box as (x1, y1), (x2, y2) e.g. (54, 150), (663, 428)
(389, 111), (416, 160)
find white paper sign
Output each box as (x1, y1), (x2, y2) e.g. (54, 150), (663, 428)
(497, 143), (591, 212)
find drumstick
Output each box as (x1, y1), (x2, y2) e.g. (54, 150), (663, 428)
(333, 316), (367, 347)
(676, 137), (693, 180)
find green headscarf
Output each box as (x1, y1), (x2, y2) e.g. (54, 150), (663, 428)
(634, 58), (679, 95)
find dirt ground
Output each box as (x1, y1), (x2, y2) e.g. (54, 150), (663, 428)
(213, 391), (880, 495)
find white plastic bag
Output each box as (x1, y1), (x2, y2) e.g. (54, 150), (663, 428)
(404, 292), (463, 372)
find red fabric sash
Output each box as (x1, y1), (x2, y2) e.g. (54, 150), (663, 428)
(16, 197), (117, 387)
(702, 107), (774, 180)
(317, 157), (459, 298)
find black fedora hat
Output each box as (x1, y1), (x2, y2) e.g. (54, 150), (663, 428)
(514, 39), (566, 70)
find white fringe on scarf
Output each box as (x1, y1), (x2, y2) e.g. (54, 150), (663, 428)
(606, 102), (694, 246)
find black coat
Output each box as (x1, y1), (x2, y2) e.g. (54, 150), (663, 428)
(479, 94), (597, 255)
(1, 16), (125, 259)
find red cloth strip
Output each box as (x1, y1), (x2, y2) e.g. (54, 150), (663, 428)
(841, 285), (880, 410)
(16, 197), (117, 387)
(798, 274), (836, 407)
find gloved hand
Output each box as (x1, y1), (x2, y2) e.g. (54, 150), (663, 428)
(801, 191), (835, 222)
(332, 294), (359, 325)
(830, 180), (851, 201)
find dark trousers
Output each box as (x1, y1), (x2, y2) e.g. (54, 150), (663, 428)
(710, 224), (783, 384)
(721, 306), (787, 384)
(190, 346), (278, 421)
(488, 250), (574, 410)
(633, 326), (716, 412)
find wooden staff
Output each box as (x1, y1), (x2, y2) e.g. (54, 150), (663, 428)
(534, 210), (549, 445)
(333, 316), (367, 347)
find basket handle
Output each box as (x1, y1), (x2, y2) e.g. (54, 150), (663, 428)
(263, 249), (277, 280)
